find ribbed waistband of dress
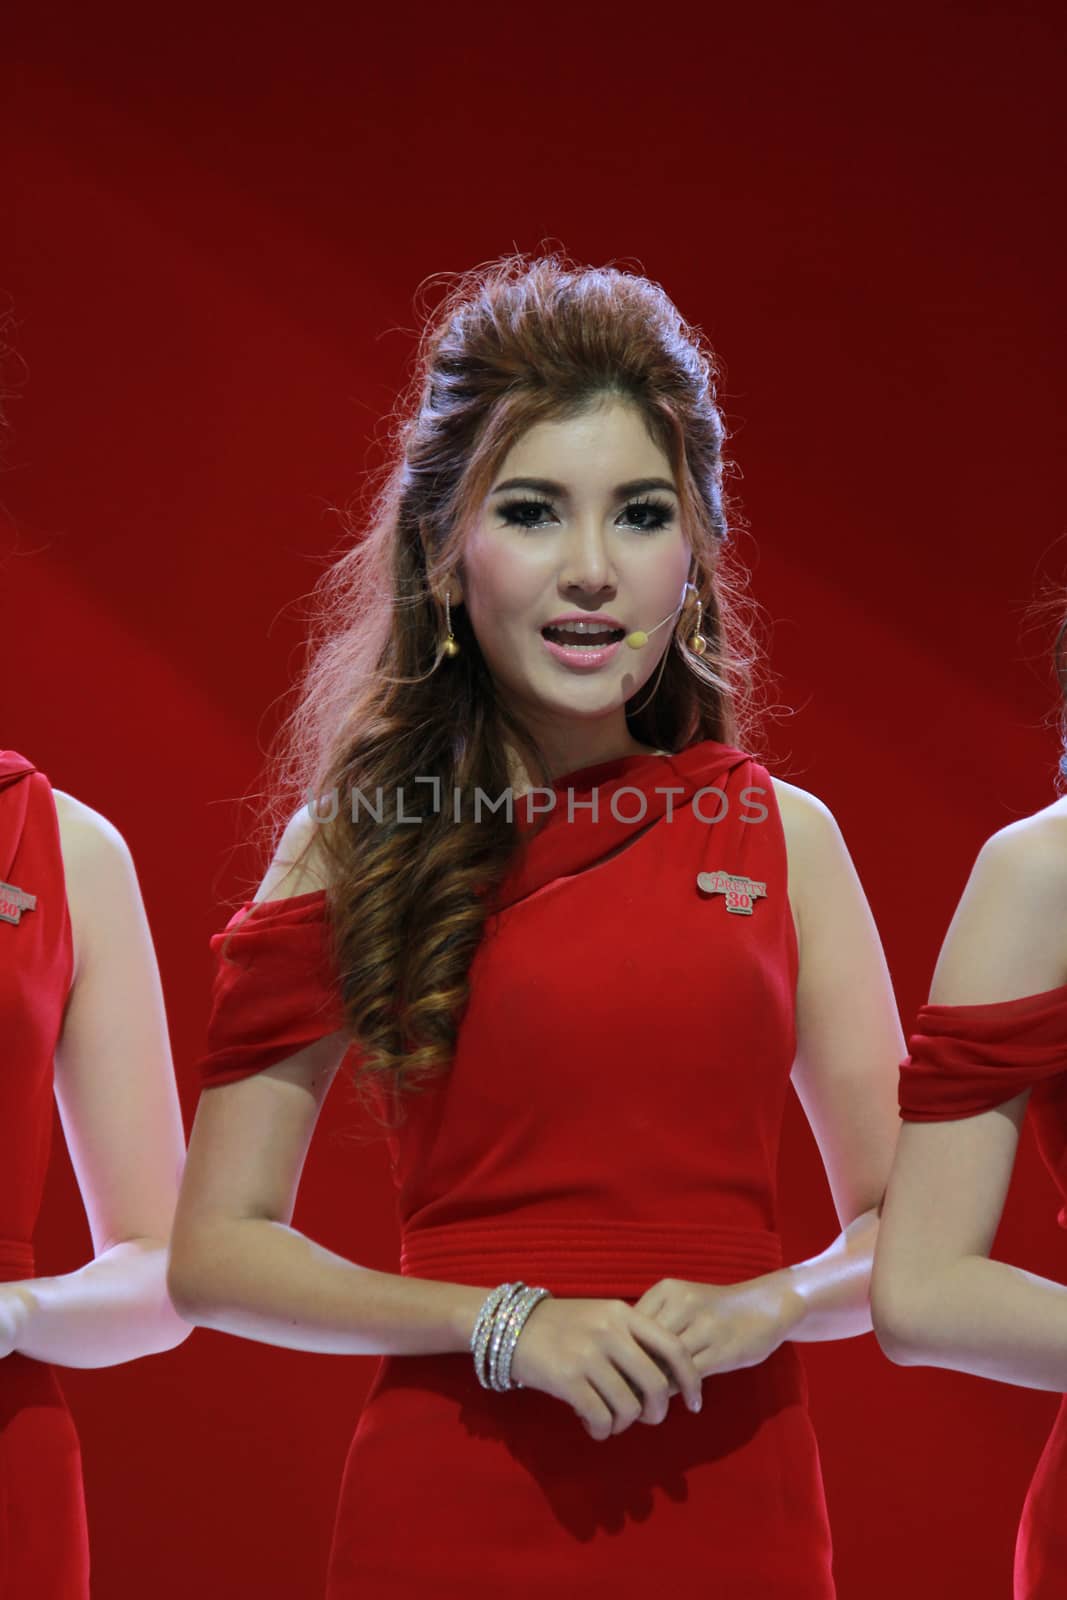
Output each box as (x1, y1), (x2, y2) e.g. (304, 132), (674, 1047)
(0, 1239), (35, 1283)
(399, 1218), (783, 1297)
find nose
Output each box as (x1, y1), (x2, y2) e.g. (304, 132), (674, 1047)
(557, 515), (618, 597)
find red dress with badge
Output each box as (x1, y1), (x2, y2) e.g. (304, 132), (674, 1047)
(900, 985), (1067, 1598)
(199, 740), (837, 1598)
(0, 752), (90, 1598)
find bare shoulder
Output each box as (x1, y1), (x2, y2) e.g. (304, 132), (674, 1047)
(959, 798), (1067, 933)
(52, 788), (135, 884)
(768, 775), (839, 841)
(767, 776), (845, 889)
(765, 777), (848, 949)
(253, 802), (334, 903)
(981, 795), (1067, 882)
(52, 790), (140, 987)
(929, 798), (1067, 1004)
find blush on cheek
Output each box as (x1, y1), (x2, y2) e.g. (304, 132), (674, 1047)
(463, 544), (550, 645)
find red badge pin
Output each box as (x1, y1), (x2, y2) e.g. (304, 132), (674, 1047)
(0, 881), (37, 926)
(696, 869), (767, 916)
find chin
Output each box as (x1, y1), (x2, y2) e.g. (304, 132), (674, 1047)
(532, 684), (639, 722)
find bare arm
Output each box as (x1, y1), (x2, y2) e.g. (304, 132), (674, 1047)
(764, 781), (905, 1343)
(168, 1033), (493, 1354)
(2, 793), (191, 1367)
(870, 807), (1067, 1390)
(166, 807), (492, 1356)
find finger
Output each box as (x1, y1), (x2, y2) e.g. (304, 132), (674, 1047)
(646, 1347), (685, 1398)
(632, 1286), (665, 1319)
(632, 1291), (690, 1336)
(586, 1362), (648, 1437)
(573, 1380), (616, 1442)
(628, 1313), (703, 1412)
(607, 1343), (675, 1426)
(648, 1303), (691, 1337)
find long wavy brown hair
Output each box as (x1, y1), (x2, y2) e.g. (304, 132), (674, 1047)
(241, 249), (772, 1122)
(1019, 571), (1067, 796)
(1052, 613), (1067, 794)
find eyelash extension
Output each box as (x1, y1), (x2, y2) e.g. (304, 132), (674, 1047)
(496, 494), (675, 534)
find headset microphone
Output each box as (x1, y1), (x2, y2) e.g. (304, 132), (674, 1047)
(624, 581), (695, 649)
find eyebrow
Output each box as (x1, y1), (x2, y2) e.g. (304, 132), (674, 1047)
(489, 476), (679, 498)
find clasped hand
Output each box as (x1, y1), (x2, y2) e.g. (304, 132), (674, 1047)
(509, 1275), (801, 1442)
(0, 1282), (31, 1360)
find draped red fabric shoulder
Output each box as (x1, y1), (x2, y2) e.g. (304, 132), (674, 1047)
(898, 982), (1067, 1228)
(199, 889), (346, 1088)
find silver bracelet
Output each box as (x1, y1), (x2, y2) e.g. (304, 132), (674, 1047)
(485, 1282), (529, 1389)
(470, 1282), (525, 1390)
(494, 1285), (552, 1391)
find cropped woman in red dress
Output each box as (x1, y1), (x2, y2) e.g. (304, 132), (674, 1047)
(169, 251), (906, 1597)
(872, 617), (1067, 1598)
(0, 752), (190, 1596)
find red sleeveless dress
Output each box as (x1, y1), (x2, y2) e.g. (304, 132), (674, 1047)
(0, 752), (90, 1598)
(900, 984), (1067, 1599)
(199, 740), (836, 1598)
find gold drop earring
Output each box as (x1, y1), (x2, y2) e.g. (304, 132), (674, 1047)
(441, 589), (460, 659)
(683, 581), (707, 656)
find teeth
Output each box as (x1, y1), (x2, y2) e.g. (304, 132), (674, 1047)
(545, 621), (620, 635)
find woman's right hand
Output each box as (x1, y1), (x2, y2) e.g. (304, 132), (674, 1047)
(508, 1296), (703, 1440)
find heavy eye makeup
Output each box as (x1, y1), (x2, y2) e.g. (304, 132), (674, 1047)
(495, 494), (676, 534)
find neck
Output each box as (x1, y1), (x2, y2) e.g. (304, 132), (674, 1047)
(505, 736), (667, 797)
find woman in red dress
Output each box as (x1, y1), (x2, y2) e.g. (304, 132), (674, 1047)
(0, 752), (190, 1596)
(169, 250), (906, 1597)
(872, 613), (1067, 1597)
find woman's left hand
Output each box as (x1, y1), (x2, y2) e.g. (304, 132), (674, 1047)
(633, 1275), (804, 1385)
(0, 1283), (32, 1360)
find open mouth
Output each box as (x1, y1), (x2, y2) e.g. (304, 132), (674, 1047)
(541, 624), (626, 649)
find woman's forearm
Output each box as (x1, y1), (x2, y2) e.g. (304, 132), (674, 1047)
(10, 1240), (191, 1367)
(168, 1218), (494, 1356)
(771, 1206), (881, 1343)
(877, 1253), (1067, 1392)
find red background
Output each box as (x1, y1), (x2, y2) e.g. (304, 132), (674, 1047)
(4, 4), (1066, 1594)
